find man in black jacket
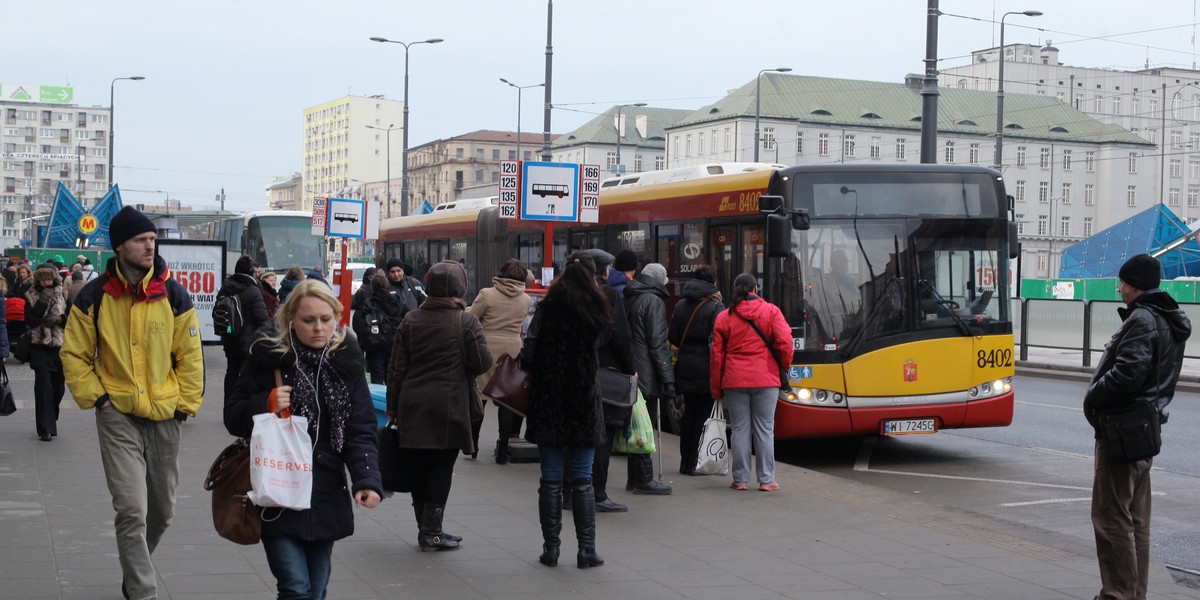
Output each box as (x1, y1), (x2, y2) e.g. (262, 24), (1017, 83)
(215, 255), (272, 403)
(622, 262), (674, 495)
(386, 257), (426, 312)
(1084, 253), (1191, 600)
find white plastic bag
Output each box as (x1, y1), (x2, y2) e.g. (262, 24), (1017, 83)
(694, 400), (730, 476)
(248, 412), (313, 510)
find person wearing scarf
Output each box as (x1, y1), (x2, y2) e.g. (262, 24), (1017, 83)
(224, 279), (382, 599)
(386, 260), (491, 552)
(25, 267), (67, 441)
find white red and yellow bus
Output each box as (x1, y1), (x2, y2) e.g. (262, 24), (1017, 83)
(377, 162), (1015, 439)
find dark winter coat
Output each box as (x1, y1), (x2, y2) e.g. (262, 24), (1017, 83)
(386, 263), (490, 454)
(215, 273), (271, 358)
(261, 284), (279, 319)
(352, 291), (404, 351)
(522, 297), (608, 447)
(623, 274), (674, 398)
(25, 282), (67, 372)
(390, 275), (426, 313)
(668, 279), (724, 396)
(595, 275), (635, 427)
(278, 277), (300, 304)
(224, 335), (381, 543)
(1084, 289), (1192, 433)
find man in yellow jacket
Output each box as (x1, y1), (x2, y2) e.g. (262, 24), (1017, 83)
(62, 206), (205, 600)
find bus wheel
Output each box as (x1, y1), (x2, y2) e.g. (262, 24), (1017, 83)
(664, 394), (685, 435)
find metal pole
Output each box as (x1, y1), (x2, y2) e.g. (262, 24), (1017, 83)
(541, 0), (554, 162)
(994, 11), (1043, 170)
(107, 76), (144, 191)
(386, 126), (393, 218)
(755, 73), (763, 162)
(919, 0), (940, 164)
(516, 86), (522, 161)
(616, 105), (623, 173)
(402, 46), (411, 217)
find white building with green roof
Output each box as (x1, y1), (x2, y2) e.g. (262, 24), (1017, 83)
(665, 72), (1156, 279)
(551, 106), (691, 176)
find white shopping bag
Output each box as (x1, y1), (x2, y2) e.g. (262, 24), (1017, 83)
(248, 412), (313, 510)
(694, 400), (730, 476)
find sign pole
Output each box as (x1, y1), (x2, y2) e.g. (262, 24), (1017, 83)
(541, 221), (554, 289)
(339, 238), (351, 326)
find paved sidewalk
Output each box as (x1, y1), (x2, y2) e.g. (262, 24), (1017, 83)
(1, 347), (1197, 599)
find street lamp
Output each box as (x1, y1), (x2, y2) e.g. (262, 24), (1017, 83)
(613, 103), (647, 175)
(500, 78), (545, 162)
(754, 68), (792, 162)
(369, 36), (444, 217)
(993, 10), (1043, 169)
(108, 75), (145, 190)
(366, 124), (400, 217)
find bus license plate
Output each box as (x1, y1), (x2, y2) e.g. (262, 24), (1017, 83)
(882, 419), (937, 435)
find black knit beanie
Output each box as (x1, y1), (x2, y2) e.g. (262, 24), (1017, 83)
(1118, 253), (1161, 291)
(109, 206), (156, 249)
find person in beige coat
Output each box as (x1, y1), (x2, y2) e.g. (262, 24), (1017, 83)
(469, 259), (533, 464)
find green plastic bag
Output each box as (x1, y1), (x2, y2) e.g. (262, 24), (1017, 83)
(613, 390), (656, 454)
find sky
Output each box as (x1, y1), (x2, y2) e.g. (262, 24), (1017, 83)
(8, 0), (1200, 212)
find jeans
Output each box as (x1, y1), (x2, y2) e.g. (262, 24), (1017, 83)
(262, 536), (335, 600)
(365, 351), (389, 385)
(723, 387), (777, 485)
(538, 445), (595, 481)
(96, 406), (182, 600)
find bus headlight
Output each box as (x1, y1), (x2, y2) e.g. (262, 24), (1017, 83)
(783, 387), (846, 406)
(968, 377), (1012, 399)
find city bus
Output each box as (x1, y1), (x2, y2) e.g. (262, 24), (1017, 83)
(377, 162), (1015, 438)
(206, 210), (324, 275)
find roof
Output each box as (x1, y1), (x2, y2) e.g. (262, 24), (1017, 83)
(409, 130), (558, 151)
(671, 73), (1151, 146)
(552, 106), (693, 149)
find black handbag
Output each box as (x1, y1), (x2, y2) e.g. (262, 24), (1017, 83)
(0, 363), (15, 416)
(1100, 401), (1162, 462)
(598, 368), (637, 407)
(12, 331), (31, 364)
(376, 421), (409, 493)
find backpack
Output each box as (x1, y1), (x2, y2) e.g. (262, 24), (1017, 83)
(359, 300), (395, 349)
(212, 291), (244, 338)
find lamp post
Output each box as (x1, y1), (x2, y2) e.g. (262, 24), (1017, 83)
(499, 78), (544, 162)
(369, 36), (443, 217)
(108, 75), (145, 190)
(993, 10), (1043, 169)
(614, 103), (647, 175)
(754, 68), (792, 162)
(365, 124), (400, 217)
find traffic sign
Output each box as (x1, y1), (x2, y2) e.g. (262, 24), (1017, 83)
(326, 198), (366, 238)
(498, 160), (520, 220)
(580, 164), (601, 223)
(521, 162), (579, 221)
(311, 197), (328, 235)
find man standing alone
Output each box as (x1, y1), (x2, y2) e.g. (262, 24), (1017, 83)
(61, 206), (205, 600)
(1084, 253), (1190, 600)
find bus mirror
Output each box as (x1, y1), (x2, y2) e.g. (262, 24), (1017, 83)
(758, 195), (784, 213)
(767, 214), (792, 257)
(790, 209), (810, 231)
(1008, 222), (1019, 259)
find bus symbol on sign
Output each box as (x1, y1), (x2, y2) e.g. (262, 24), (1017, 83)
(78, 214), (98, 233)
(532, 183), (570, 198)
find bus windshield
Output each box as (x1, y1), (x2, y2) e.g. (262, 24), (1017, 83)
(246, 216), (323, 273)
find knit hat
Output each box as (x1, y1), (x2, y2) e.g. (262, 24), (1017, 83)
(640, 263), (668, 287)
(385, 257), (404, 272)
(613, 248), (638, 272)
(1118, 253), (1161, 291)
(52, 255), (64, 265)
(108, 206), (156, 249)
(235, 255), (255, 275)
(586, 248), (614, 270)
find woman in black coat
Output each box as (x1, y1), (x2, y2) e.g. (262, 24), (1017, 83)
(225, 280), (382, 600)
(522, 251), (611, 569)
(667, 264), (725, 475)
(25, 267), (67, 442)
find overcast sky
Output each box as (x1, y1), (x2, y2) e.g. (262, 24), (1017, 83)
(8, 0), (1200, 212)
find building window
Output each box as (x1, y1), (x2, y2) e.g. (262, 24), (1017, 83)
(1093, 95), (1102, 112)
(606, 151), (617, 168)
(1039, 181), (1049, 203)
(1037, 254), (1048, 272)
(1191, 161), (1200, 180)
(1129, 153), (1138, 174)
(1061, 183), (1071, 204)
(1127, 186), (1137, 207)
(1148, 129), (1158, 144)
(1169, 188), (1181, 206)
(761, 127), (774, 151)
(1132, 97), (1140, 115)
(1085, 184), (1095, 205)
(1037, 215), (1048, 235)
(1015, 213), (1025, 234)
(1060, 216), (1070, 237)
(1113, 96), (1121, 115)
(491, 171), (500, 183)
(475, 169), (484, 182)
(1083, 217), (1093, 237)
(456, 147), (464, 158)
(724, 128), (731, 154)
(672, 135), (679, 158)
(698, 132), (705, 155)
(1039, 147), (1050, 168)
(968, 143), (979, 165)
(634, 154), (642, 172)
(944, 140), (954, 163)
(711, 130), (717, 154)
(1189, 188), (1199, 207)
(508, 150), (516, 160)
(1191, 132), (1200, 150)
(1086, 151), (1095, 172)
(896, 138), (906, 160)
(1015, 180), (1026, 202)
(655, 156), (664, 170)
(685, 134), (692, 156)
(1062, 149), (1072, 171)
(492, 149), (500, 161)
(475, 148), (484, 160)
(1171, 159), (1182, 177)
(1173, 94), (1184, 119)
(818, 133), (830, 157)
(844, 134), (856, 158)
(796, 130), (803, 155)
(1172, 130), (1183, 147)
(1016, 146), (1026, 167)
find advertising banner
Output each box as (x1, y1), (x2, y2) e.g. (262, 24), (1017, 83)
(157, 240), (226, 343)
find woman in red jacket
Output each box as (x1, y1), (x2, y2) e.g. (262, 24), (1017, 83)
(710, 273), (792, 492)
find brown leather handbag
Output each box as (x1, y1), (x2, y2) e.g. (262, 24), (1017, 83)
(203, 437), (260, 545)
(482, 353), (531, 417)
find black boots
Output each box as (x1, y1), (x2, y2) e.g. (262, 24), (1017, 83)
(417, 503), (460, 552)
(570, 478), (604, 568)
(537, 479), (562, 566)
(496, 439), (509, 464)
(626, 453), (672, 495)
(413, 502), (461, 543)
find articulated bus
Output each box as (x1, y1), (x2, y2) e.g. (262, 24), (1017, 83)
(377, 162), (1015, 439)
(206, 210), (325, 275)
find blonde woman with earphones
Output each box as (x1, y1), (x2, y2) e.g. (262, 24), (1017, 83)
(224, 279), (382, 600)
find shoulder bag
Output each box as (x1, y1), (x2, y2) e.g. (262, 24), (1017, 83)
(1100, 400), (1162, 462)
(735, 311), (788, 390)
(12, 330), (31, 364)
(203, 437), (260, 545)
(598, 368), (638, 407)
(481, 353), (531, 417)
(0, 363), (15, 416)
(456, 311), (485, 422)
(376, 418), (407, 493)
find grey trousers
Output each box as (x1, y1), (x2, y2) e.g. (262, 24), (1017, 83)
(1092, 439), (1153, 600)
(724, 387), (777, 485)
(96, 406), (182, 600)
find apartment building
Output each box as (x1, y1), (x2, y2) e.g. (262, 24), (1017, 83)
(266, 172), (303, 211)
(302, 95), (404, 213)
(407, 130), (553, 210)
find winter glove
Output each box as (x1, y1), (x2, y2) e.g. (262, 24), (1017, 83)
(31, 301), (49, 319)
(663, 383), (676, 399)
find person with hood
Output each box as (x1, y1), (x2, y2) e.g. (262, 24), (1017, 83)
(25, 267), (68, 441)
(12, 263), (33, 299)
(306, 268), (327, 284)
(225, 280), (382, 600)
(352, 273), (405, 384)
(668, 264), (725, 475)
(350, 267), (379, 312)
(2, 261), (16, 290)
(215, 255), (272, 403)
(279, 265), (304, 303)
(609, 248), (638, 297)
(259, 271), (280, 319)
(81, 260), (100, 283)
(386, 260), (491, 552)
(65, 270), (86, 309)
(621, 262), (675, 495)
(711, 273), (791, 493)
(468, 258), (533, 464)
(1083, 254), (1191, 600)
(385, 257), (426, 313)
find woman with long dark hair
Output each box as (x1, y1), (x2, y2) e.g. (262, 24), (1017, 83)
(468, 258), (532, 463)
(710, 273), (791, 492)
(25, 267), (67, 441)
(522, 251), (611, 568)
(668, 264), (724, 475)
(224, 280), (383, 599)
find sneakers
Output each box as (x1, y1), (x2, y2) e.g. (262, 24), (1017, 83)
(759, 482), (780, 492)
(730, 481), (749, 491)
